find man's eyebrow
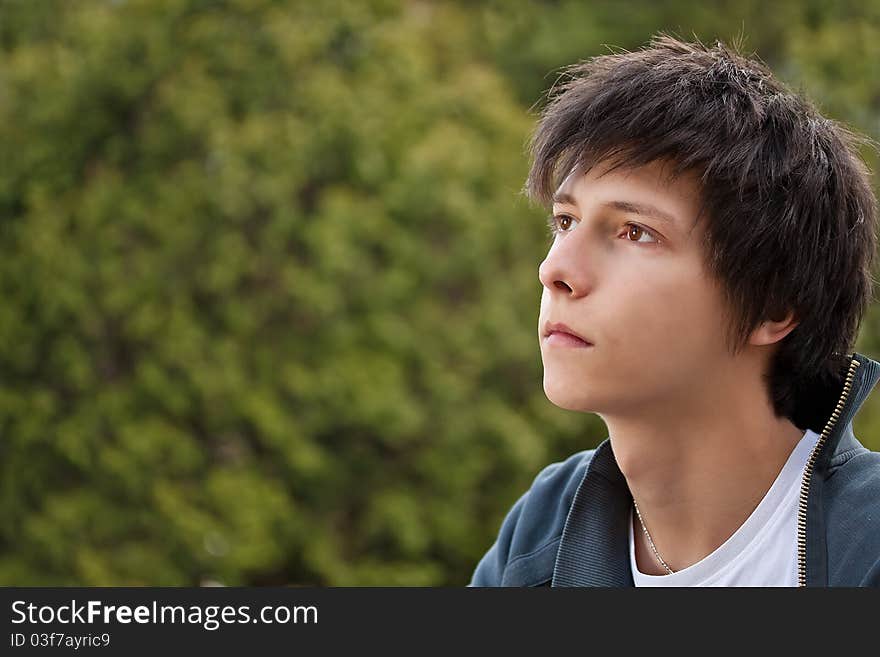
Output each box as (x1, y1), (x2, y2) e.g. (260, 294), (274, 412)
(552, 192), (677, 225)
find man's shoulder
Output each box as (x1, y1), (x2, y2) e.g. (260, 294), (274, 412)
(529, 448), (597, 504)
(469, 448), (596, 586)
(824, 445), (880, 585)
(826, 444), (880, 498)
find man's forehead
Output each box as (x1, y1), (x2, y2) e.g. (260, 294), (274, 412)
(556, 158), (697, 195)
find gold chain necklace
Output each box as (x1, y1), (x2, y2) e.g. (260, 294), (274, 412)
(633, 499), (676, 574)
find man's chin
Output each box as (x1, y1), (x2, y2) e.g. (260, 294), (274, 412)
(542, 380), (598, 413)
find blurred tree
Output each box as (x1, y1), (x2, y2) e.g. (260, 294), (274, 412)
(0, 0), (581, 586)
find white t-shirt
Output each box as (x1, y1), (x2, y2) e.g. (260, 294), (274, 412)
(629, 428), (820, 586)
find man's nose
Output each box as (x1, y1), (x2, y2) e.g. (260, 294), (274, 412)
(538, 235), (594, 298)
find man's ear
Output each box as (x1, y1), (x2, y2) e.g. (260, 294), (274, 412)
(749, 310), (799, 347)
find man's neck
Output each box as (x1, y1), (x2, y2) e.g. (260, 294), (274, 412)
(602, 377), (806, 575)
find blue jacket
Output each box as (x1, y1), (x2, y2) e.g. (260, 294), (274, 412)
(469, 351), (880, 586)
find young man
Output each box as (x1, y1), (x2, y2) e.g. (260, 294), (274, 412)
(469, 35), (880, 586)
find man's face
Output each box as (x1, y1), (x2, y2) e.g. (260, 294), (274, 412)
(538, 159), (733, 416)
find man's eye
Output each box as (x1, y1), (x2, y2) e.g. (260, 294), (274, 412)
(623, 222), (659, 244)
(546, 213), (575, 237)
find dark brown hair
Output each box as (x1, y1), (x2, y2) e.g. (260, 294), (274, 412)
(527, 34), (879, 430)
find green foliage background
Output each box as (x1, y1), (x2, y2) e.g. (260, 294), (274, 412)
(1, 0), (879, 585)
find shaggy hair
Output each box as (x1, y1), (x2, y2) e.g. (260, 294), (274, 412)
(526, 34), (879, 431)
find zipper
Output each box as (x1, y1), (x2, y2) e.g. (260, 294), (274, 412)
(796, 355), (861, 586)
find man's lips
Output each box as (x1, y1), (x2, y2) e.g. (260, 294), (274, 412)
(543, 322), (593, 346)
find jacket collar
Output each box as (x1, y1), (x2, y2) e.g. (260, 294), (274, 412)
(551, 351), (880, 587)
(815, 352), (880, 468)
